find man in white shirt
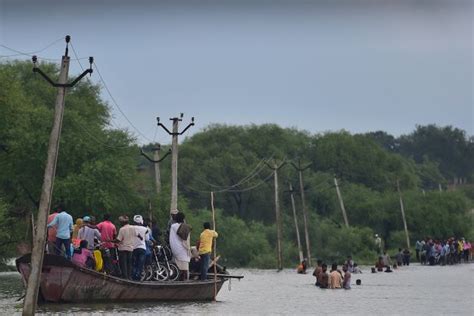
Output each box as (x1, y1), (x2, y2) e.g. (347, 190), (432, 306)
(115, 216), (136, 279)
(132, 215), (150, 281)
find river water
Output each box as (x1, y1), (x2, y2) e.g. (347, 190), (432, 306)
(1, 264), (473, 315)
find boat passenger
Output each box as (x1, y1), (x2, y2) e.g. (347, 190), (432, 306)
(78, 216), (101, 250)
(342, 264), (351, 289)
(199, 222), (218, 280)
(72, 218), (83, 247)
(328, 263), (342, 289)
(170, 212), (191, 281)
(47, 205), (73, 259)
(97, 213), (117, 274)
(312, 259), (323, 286)
(115, 215), (135, 280)
(132, 215), (150, 281)
(72, 240), (95, 269)
(46, 208), (59, 254)
(318, 264), (329, 289)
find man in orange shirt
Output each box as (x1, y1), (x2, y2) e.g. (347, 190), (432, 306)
(199, 222), (218, 280)
(47, 209), (59, 254)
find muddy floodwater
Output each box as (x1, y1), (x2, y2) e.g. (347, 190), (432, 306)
(1, 263), (473, 315)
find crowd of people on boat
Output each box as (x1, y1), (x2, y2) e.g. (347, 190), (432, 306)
(46, 205), (218, 282)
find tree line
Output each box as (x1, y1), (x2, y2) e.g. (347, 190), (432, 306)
(1, 61), (473, 268)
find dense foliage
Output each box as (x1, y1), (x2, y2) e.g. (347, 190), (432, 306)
(1, 61), (473, 268)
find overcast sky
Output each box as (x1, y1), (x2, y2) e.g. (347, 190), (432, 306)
(1, 0), (472, 144)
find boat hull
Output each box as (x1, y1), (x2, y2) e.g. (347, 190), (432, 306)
(16, 254), (226, 303)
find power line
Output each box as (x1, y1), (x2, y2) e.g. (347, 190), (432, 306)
(92, 62), (153, 143)
(183, 170), (274, 194)
(0, 40), (88, 61)
(193, 155), (272, 190)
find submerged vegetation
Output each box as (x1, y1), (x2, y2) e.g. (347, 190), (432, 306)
(1, 61), (473, 268)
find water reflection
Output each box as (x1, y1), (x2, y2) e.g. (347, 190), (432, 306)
(1, 264), (473, 315)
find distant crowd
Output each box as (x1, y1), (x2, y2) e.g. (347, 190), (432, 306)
(415, 237), (472, 265)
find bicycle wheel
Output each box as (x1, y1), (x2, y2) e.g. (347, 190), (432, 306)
(168, 263), (180, 281)
(153, 265), (169, 281)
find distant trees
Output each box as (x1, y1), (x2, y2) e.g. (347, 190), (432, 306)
(1, 60), (473, 268)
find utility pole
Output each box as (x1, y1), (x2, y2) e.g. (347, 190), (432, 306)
(153, 145), (162, 195)
(23, 36), (93, 316)
(265, 160), (286, 271)
(291, 160), (312, 266)
(396, 179), (410, 249)
(289, 183), (304, 263)
(140, 144), (171, 196)
(141, 145), (171, 221)
(334, 177), (349, 228)
(157, 113), (194, 213)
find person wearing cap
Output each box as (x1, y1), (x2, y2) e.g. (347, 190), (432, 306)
(131, 215), (150, 281)
(115, 215), (135, 279)
(47, 204), (73, 259)
(78, 216), (101, 251)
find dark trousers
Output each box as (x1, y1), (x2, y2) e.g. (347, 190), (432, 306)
(200, 253), (211, 280)
(119, 250), (133, 279)
(55, 238), (71, 259)
(132, 248), (146, 281)
(415, 250), (420, 261)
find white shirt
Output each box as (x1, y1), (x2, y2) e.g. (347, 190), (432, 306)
(169, 223), (190, 262)
(133, 225), (150, 250)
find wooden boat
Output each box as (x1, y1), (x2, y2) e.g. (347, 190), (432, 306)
(16, 254), (228, 303)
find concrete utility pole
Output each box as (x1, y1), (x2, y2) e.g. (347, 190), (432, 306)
(334, 177), (349, 228)
(289, 183), (304, 263)
(291, 160), (312, 266)
(157, 114), (194, 213)
(23, 36), (93, 316)
(265, 160), (286, 271)
(140, 144), (171, 196)
(153, 145), (162, 195)
(396, 179), (410, 249)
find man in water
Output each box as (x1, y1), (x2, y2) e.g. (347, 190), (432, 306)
(382, 250), (391, 267)
(342, 264), (351, 289)
(312, 259), (323, 286)
(318, 264), (329, 289)
(329, 263), (342, 289)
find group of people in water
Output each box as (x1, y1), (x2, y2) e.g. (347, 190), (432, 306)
(311, 257), (360, 289)
(295, 234), (473, 289)
(46, 205), (218, 282)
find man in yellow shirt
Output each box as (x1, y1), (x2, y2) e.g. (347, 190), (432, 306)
(199, 222), (218, 280)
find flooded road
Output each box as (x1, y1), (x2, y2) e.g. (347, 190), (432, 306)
(1, 264), (473, 315)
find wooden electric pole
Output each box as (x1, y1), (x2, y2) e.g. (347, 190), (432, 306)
(396, 179), (410, 249)
(265, 160), (286, 271)
(157, 114), (194, 213)
(23, 36), (93, 316)
(291, 160), (312, 266)
(289, 183), (304, 263)
(334, 177), (349, 228)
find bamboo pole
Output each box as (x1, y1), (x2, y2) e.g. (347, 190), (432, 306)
(211, 191), (217, 302)
(397, 180), (410, 248)
(334, 177), (349, 228)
